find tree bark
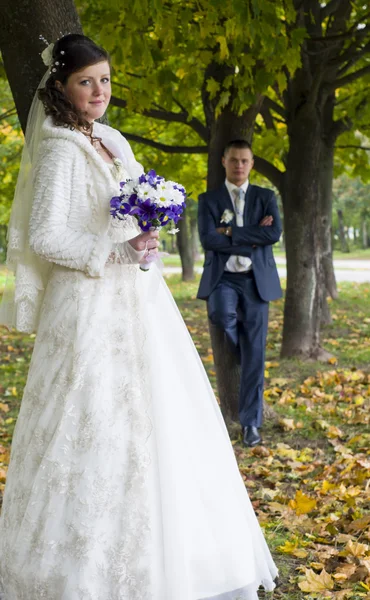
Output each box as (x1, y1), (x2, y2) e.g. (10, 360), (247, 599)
(319, 133), (338, 301)
(281, 105), (324, 359)
(176, 210), (194, 281)
(206, 103), (262, 190)
(0, 0), (82, 132)
(190, 216), (201, 261)
(208, 320), (240, 425)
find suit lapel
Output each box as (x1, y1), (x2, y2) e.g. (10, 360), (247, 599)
(244, 184), (257, 225)
(218, 184), (236, 224)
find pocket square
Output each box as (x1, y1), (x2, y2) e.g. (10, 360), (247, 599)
(220, 209), (234, 224)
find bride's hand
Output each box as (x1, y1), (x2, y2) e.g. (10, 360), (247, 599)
(129, 230), (160, 254)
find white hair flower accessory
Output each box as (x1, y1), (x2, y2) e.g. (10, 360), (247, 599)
(41, 43), (55, 67)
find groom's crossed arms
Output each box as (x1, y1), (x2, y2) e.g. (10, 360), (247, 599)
(198, 190), (282, 256)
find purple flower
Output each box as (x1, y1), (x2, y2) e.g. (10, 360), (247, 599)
(110, 196), (122, 210)
(110, 170), (186, 234)
(130, 199), (159, 222)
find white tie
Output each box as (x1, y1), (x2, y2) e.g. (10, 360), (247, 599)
(234, 188), (244, 226)
(232, 188), (250, 270)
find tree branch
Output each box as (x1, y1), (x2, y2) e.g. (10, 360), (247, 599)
(253, 155), (284, 191)
(119, 131), (208, 154)
(310, 20), (370, 43)
(320, 0), (346, 20)
(335, 144), (370, 151)
(336, 40), (370, 77)
(0, 106), (17, 121)
(260, 106), (275, 130)
(110, 95), (208, 141)
(335, 85), (370, 107)
(330, 64), (370, 91)
(262, 97), (287, 120)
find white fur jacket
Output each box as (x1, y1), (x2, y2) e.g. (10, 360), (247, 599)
(29, 116), (145, 277)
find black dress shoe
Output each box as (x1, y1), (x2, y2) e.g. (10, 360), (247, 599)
(243, 426), (261, 447)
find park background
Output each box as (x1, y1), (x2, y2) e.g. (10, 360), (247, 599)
(1, 1), (370, 598)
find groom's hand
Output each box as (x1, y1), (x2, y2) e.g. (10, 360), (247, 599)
(259, 215), (273, 226)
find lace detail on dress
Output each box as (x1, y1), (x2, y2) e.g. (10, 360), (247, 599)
(0, 259), (153, 598)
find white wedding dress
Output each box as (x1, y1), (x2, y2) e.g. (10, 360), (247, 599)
(0, 145), (277, 600)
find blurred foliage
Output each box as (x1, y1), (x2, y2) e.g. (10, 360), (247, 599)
(0, 76), (23, 228)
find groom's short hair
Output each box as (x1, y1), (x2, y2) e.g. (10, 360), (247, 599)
(223, 139), (253, 156)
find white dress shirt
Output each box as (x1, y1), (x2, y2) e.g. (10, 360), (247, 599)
(224, 179), (252, 273)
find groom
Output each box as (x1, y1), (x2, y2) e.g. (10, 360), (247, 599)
(197, 140), (282, 447)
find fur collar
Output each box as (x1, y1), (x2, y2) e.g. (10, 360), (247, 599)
(41, 117), (128, 184)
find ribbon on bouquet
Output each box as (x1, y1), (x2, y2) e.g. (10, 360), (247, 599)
(140, 236), (169, 303)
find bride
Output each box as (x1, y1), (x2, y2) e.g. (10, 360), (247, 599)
(0, 34), (277, 600)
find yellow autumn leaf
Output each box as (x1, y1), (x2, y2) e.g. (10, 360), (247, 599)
(203, 353), (214, 363)
(334, 563), (357, 580)
(341, 539), (369, 558)
(0, 402), (10, 413)
(270, 377), (290, 386)
(361, 558), (370, 575)
(348, 515), (370, 532)
(331, 591), (357, 600)
(294, 548), (309, 558)
(279, 417), (296, 431)
(289, 490), (317, 515)
(360, 582), (370, 591)
(298, 568), (334, 592)
(277, 538), (308, 558)
(321, 480), (336, 493)
(310, 562), (325, 570)
(277, 540), (297, 554)
(327, 425), (344, 438)
(175, 68), (186, 79)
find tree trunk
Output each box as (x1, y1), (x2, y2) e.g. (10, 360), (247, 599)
(0, 0), (82, 132)
(176, 210), (194, 281)
(337, 210), (350, 253)
(190, 216), (201, 261)
(208, 320), (240, 425)
(281, 108), (324, 359)
(207, 104), (262, 189)
(319, 139), (338, 301)
(202, 92), (275, 424)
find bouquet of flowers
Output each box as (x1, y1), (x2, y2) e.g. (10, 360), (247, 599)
(110, 170), (186, 270)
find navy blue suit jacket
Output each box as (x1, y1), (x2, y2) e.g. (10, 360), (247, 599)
(197, 183), (283, 302)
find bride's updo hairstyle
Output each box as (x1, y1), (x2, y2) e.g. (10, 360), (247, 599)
(39, 34), (110, 131)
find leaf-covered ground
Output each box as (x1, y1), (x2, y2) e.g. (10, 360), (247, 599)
(1, 275), (370, 599)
